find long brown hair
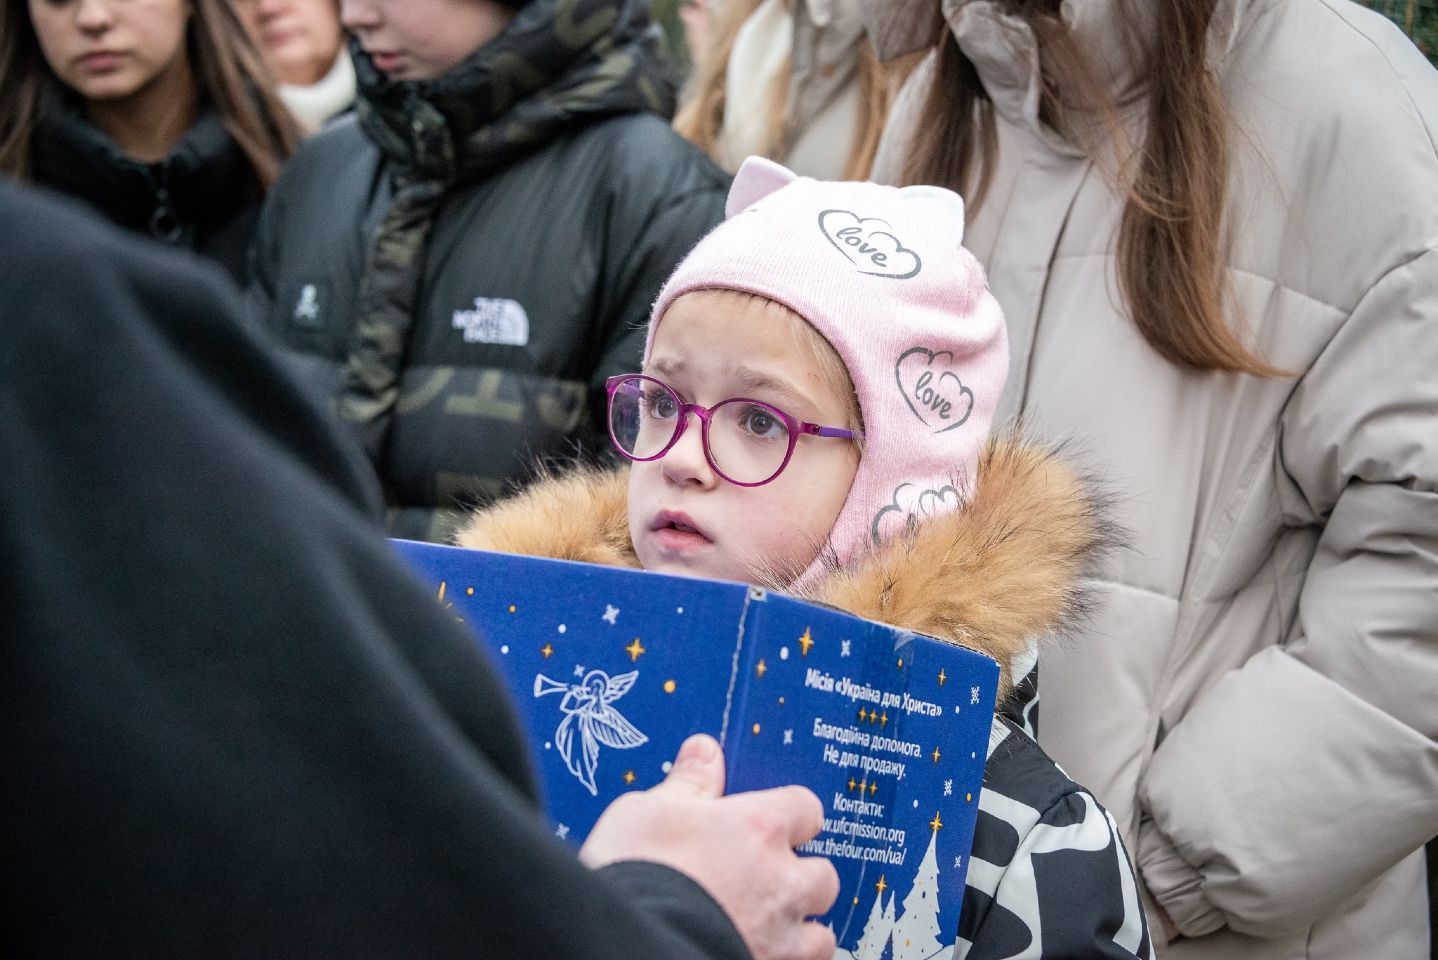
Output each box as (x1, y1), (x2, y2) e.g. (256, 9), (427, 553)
(675, 0), (895, 181)
(902, 0), (1284, 376)
(0, 0), (299, 188)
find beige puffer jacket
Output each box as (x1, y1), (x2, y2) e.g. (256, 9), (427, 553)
(874, 1), (1438, 957)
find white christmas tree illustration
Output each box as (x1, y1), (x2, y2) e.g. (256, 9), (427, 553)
(852, 886), (894, 960)
(891, 822), (944, 960)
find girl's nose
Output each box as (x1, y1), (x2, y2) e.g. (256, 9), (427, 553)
(660, 415), (717, 489)
(75, 0), (116, 32)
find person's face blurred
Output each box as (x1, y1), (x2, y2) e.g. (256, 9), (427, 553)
(236, 0), (344, 87)
(339, 0), (514, 81)
(28, 0), (191, 103)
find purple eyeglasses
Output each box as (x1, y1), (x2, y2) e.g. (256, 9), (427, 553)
(604, 374), (859, 487)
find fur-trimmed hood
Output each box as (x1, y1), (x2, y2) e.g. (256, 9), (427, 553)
(454, 436), (1116, 706)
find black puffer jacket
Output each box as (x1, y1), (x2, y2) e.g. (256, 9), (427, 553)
(31, 91), (264, 284)
(248, 0), (729, 543)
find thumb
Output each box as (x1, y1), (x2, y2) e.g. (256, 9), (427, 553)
(658, 733), (726, 798)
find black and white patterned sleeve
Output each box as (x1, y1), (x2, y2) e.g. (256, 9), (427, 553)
(955, 721), (1152, 959)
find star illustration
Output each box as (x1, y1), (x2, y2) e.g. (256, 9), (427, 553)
(847, 777), (858, 793)
(623, 769), (636, 786)
(625, 637), (646, 661)
(840, 639), (851, 657)
(555, 823), (570, 840)
(602, 605), (620, 624)
(875, 875), (887, 896)
(856, 706), (867, 723)
(932, 746), (942, 763)
(970, 685), (981, 705)
(540, 642), (554, 659)
(867, 780), (878, 797)
(930, 811), (944, 832)
(797, 627), (814, 656)
(756, 658), (767, 678)
(879, 710), (889, 728)
(783, 729), (793, 745)
(937, 667), (948, 686)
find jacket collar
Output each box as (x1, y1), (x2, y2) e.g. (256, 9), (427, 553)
(454, 436), (1118, 704)
(31, 86), (256, 234)
(352, 0), (674, 185)
(943, 0), (1252, 146)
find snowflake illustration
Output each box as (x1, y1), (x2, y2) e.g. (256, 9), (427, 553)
(970, 686), (981, 705)
(943, 779), (953, 797)
(602, 605), (620, 624)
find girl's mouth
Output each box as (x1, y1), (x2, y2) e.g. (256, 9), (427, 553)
(78, 51), (126, 71)
(650, 511), (712, 552)
(368, 51), (405, 74)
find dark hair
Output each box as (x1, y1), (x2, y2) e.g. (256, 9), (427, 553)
(901, 0), (1285, 376)
(0, 0), (300, 187)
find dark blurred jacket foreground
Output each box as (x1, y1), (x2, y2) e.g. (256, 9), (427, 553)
(0, 179), (750, 960)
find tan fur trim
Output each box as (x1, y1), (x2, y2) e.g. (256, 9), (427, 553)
(452, 467), (639, 569)
(452, 438), (1113, 705)
(801, 437), (1107, 702)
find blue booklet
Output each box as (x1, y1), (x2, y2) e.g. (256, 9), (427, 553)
(395, 540), (998, 959)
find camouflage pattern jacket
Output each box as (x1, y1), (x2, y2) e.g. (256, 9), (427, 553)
(248, 0), (728, 542)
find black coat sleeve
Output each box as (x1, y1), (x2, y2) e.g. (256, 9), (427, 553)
(0, 182), (749, 960)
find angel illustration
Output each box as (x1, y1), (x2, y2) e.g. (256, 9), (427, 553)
(533, 668), (649, 796)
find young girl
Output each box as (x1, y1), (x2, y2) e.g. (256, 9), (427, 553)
(456, 156), (1153, 958)
(1, 0), (298, 282)
(865, 3), (1438, 955)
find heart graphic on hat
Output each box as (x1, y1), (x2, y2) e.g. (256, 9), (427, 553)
(871, 482), (962, 545)
(818, 209), (922, 279)
(895, 347), (973, 433)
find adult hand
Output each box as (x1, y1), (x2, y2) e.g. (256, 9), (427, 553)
(581, 733), (839, 960)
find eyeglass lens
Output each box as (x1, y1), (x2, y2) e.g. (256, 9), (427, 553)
(608, 376), (793, 484)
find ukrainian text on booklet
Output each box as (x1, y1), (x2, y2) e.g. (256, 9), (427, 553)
(395, 540), (998, 959)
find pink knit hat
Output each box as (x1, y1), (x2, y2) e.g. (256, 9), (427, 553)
(645, 157), (1009, 591)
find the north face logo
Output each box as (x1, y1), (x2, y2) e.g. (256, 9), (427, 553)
(452, 298), (529, 346)
(818, 209), (922, 279)
(292, 283), (322, 327)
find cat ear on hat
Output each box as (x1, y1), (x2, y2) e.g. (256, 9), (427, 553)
(897, 184), (967, 245)
(726, 156), (800, 218)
